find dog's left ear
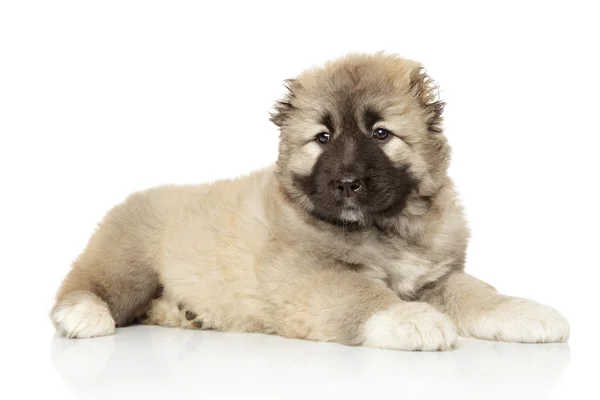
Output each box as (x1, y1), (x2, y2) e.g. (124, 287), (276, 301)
(409, 68), (445, 133)
(270, 79), (299, 128)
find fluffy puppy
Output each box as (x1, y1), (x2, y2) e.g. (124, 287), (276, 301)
(51, 53), (569, 350)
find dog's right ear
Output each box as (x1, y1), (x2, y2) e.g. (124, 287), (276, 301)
(270, 79), (299, 128)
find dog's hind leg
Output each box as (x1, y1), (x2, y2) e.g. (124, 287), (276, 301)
(51, 255), (162, 338)
(51, 193), (164, 338)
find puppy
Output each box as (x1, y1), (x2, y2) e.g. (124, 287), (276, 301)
(51, 53), (569, 350)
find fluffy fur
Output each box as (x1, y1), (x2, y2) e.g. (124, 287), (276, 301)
(51, 53), (569, 350)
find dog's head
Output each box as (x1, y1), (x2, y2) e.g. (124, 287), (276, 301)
(272, 53), (450, 228)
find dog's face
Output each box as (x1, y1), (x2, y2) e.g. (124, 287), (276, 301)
(272, 53), (450, 228)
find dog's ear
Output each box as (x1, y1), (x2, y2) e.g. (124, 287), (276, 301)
(409, 68), (445, 133)
(270, 79), (299, 128)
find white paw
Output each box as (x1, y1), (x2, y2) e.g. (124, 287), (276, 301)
(467, 297), (570, 343)
(362, 302), (458, 351)
(51, 290), (116, 339)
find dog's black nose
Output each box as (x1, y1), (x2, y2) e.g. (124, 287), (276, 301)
(335, 175), (362, 197)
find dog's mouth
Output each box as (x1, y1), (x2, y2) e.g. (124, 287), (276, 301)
(309, 202), (370, 227)
(338, 208), (364, 222)
(309, 194), (413, 228)
(291, 174), (417, 228)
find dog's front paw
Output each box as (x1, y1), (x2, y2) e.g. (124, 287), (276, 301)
(361, 302), (457, 351)
(466, 297), (570, 343)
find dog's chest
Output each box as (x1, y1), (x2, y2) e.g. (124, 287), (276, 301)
(348, 241), (453, 299)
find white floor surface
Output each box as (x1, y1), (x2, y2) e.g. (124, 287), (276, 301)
(12, 323), (592, 400)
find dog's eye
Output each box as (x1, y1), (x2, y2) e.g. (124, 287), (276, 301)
(316, 132), (331, 144)
(373, 128), (391, 141)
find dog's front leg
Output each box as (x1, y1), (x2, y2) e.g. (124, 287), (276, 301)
(420, 272), (569, 343)
(265, 267), (458, 351)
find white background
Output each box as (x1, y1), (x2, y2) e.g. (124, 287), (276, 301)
(1, 1), (599, 399)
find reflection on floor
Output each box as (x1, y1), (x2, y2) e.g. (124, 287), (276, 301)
(51, 325), (570, 400)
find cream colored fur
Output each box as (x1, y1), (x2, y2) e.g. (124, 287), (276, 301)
(52, 291), (115, 339)
(51, 53), (569, 350)
(362, 302), (457, 351)
(420, 273), (570, 343)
